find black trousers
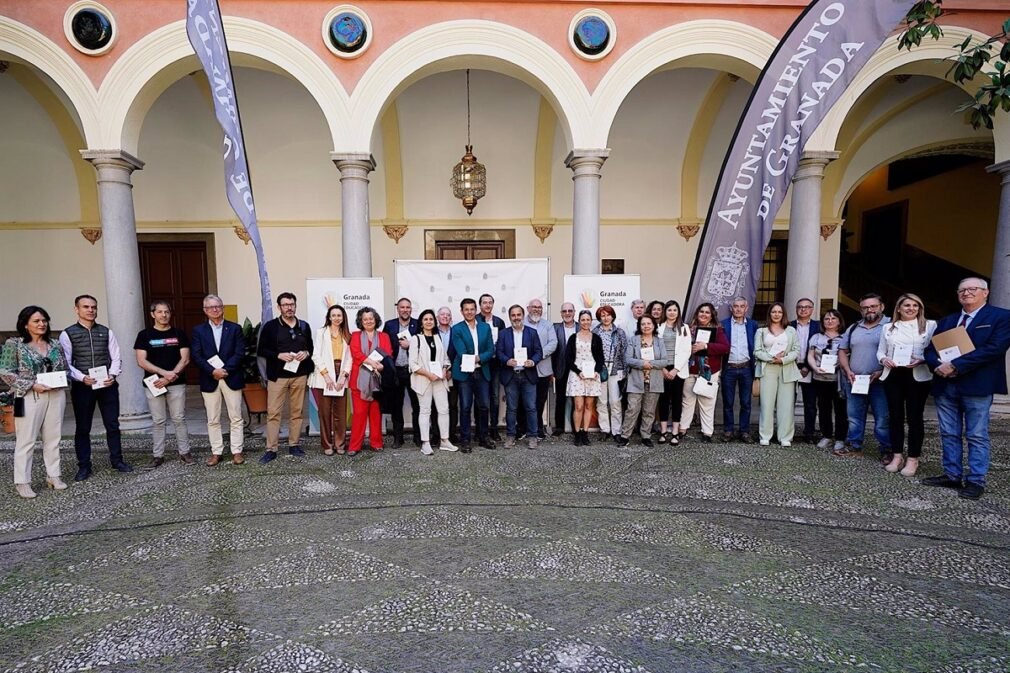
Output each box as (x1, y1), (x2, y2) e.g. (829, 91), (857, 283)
(812, 379), (846, 441)
(487, 363), (501, 435)
(70, 381), (124, 468)
(554, 373), (571, 432)
(388, 366), (420, 442)
(884, 367), (930, 458)
(658, 376), (685, 423)
(798, 380), (818, 438)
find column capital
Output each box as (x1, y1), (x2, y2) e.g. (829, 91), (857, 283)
(80, 149), (144, 172)
(565, 149), (610, 175)
(331, 152), (376, 172)
(793, 150), (839, 181)
(987, 158), (1010, 183)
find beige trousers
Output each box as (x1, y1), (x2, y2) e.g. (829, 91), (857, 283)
(681, 371), (721, 437)
(14, 390), (65, 484)
(202, 381), (245, 455)
(266, 376), (308, 450)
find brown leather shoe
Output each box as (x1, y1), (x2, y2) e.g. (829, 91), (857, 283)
(206, 454), (222, 466)
(232, 453), (245, 465)
(151, 456), (165, 468)
(179, 453), (194, 465)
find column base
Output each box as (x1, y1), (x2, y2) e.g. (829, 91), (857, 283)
(119, 412), (153, 432)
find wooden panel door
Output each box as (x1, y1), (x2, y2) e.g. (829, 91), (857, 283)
(138, 240), (210, 384)
(435, 240), (505, 260)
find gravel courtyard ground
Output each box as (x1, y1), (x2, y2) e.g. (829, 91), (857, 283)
(1, 423), (1008, 673)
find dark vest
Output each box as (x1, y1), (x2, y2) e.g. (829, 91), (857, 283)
(64, 322), (112, 372)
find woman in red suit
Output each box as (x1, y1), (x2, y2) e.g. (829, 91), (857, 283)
(348, 307), (392, 455)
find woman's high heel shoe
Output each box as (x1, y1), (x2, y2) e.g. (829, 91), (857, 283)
(46, 476), (68, 491)
(15, 484), (37, 499)
(899, 457), (919, 477)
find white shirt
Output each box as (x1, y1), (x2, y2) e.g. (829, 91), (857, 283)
(210, 320), (224, 351)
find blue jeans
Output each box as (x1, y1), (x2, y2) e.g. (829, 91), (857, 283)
(504, 376), (538, 438)
(721, 365), (753, 434)
(487, 363), (501, 433)
(456, 373), (490, 443)
(843, 378), (890, 452)
(935, 389), (992, 486)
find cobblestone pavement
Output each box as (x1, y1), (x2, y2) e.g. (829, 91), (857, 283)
(1, 424), (1008, 673)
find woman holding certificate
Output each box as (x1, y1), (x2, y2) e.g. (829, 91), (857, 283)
(0, 306), (69, 498)
(808, 309), (847, 452)
(680, 304), (729, 443)
(565, 310), (605, 446)
(409, 309), (456, 455)
(348, 307), (392, 456)
(309, 304), (353, 455)
(657, 300), (690, 446)
(616, 314), (667, 447)
(753, 303), (801, 447)
(877, 293), (936, 477)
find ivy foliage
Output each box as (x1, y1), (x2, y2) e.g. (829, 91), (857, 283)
(898, 0), (1010, 129)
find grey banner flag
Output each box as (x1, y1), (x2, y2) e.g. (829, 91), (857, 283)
(186, 0), (273, 324)
(685, 0), (916, 319)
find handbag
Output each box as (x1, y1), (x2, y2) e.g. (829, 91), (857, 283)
(693, 376), (718, 399)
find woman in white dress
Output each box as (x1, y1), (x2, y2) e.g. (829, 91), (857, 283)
(566, 310), (605, 446)
(877, 293), (936, 476)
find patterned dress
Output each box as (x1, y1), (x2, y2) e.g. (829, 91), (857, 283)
(566, 336), (602, 397)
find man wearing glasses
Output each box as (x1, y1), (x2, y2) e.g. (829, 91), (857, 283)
(519, 298), (557, 439)
(257, 292), (314, 463)
(551, 302), (578, 436)
(837, 293), (891, 461)
(923, 278), (1010, 500)
(791, 298), (821, 443)
(191, 294), (246, 465)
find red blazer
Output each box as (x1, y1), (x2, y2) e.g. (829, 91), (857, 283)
(349, 330), (392, 392)
(688, 324), (730, 375)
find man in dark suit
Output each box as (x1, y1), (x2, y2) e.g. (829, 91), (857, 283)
(923, 277), (1010, 500)
(382, 297), (421, 448)
(478, 293), (507, 440)
(791, 298), (821, 442)
(720, 297), (759, 442)
(450, 297), (496, 452)
(191, 294), (246, 465)
(498, 304), (544, 449)
(551, 302), (577, 436)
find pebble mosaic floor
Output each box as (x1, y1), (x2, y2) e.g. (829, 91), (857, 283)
(0, 423), (1008, 673)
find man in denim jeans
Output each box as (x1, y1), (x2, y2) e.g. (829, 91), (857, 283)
(837, 293), (891, 461)
(922, 277), (1010, 500)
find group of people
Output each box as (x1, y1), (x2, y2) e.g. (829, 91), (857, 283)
(2, 276), (1007, 501)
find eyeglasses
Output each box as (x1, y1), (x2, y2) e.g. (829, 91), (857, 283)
(859, 304), (881, 311)
(561, 309), (574, 313)
(957, 287), (984, 295)
(797, 305), (814, 310)
(203, 305), (223, 310)
(279, 302), (296, 308)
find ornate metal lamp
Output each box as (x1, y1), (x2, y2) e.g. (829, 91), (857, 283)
(450, 69), (486, 215)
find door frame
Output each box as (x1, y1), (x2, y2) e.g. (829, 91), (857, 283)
(423, 229), (516, 260)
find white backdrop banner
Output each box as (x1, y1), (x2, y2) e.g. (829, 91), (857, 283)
(305, 277), (385, 329)
(394, 259), (550, 321)
(305, 277), (385, 435)
(563, 275), (641, 326)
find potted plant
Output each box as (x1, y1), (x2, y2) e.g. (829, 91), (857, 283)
(240, 319), (268, 414)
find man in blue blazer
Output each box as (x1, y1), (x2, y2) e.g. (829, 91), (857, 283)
(720, 297), (759, 442)
(450, 297), (496, 452)
(497, 304), (544, 449)
(191, 294), (246, 464)
(790, 298), (821, 442)
(923, 277), (1010, 500)
(382, 297), (421, 448)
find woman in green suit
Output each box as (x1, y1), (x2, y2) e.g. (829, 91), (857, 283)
(753, 302), (800, 447)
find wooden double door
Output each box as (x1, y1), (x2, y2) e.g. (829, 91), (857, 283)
(138, 237), (213, 384)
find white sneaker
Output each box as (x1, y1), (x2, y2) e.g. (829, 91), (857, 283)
(816, 437), (832, 450)
(438, 440), (458, 452)
(833, 441), (846, 452)
(780, 441), (791, 447)
(759, 440), (770, 446)
(420, 443), (434, 456)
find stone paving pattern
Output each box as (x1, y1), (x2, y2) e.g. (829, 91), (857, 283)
(0, 422), (1008, 673)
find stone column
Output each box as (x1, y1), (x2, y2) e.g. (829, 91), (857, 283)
(565, 150), (609, 275)
(784, 151), (838, 313)
(332, 153), (377, 278)
(987, 159), (1010, 308)
(80, 149), (151, 431)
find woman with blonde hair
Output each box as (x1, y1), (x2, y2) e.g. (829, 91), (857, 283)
(877, 293), (936, 476)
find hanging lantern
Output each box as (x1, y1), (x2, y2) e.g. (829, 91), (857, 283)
(450, 70), (486, 215)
